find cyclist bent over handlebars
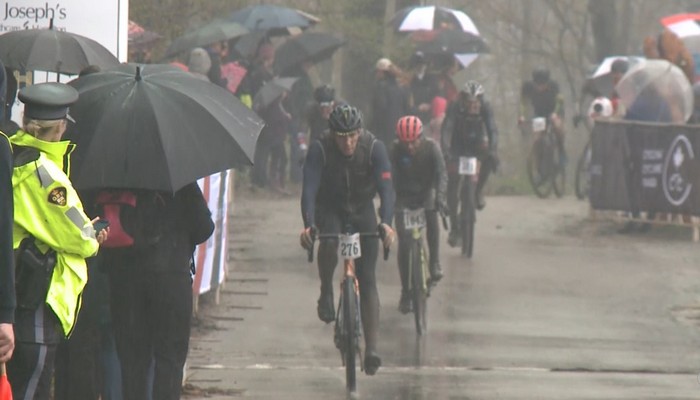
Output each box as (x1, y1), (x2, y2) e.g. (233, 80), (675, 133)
(299, 104), (396, 376)
(391, 115), (447, 314)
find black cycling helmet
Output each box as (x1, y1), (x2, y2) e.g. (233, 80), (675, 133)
(328, 104), (363, 134)
(532, 68), (550, 84)
(314, 84), (335, 104)
(610, 58), (629, 74)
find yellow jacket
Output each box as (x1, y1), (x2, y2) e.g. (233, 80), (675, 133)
(10, 130), (98, 337)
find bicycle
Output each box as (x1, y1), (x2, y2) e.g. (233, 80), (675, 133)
(526, 117), (565, 198)
(306, 226), (389, 393)
(457, 156), (479, 258)
(398, 208), (431, 335)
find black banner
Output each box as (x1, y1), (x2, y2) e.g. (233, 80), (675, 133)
(590, 120), (700, 215)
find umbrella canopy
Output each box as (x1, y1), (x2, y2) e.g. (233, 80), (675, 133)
(164, 20), (249, 57)
(229, 4), (317, 35)
(66, 63), (265, 192)
(661, 13), (700, 52)
(587, 55), (644, 96)
(274, 32), (346, 76)
(232, 31), (268, 60)
(392, 5), (479, 35)
(0, 25), (119, 74)
(615, 59), (693, 123)
(253, 77), (297, 111)
(416, 29), (488, 55)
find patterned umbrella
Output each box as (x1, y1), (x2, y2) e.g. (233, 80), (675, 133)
(391, 5), (479, 35)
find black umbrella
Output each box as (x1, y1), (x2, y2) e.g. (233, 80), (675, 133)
(274, 32), (346, 76)
(66, 64), (265, 192)
(0, 22), (119, 74)
(253, 77), (297, 111)
(416, 29), (488, 55)
(229, 4), (318, 35)
(164, 20), (249, 57)
(232, 31), (268, 60)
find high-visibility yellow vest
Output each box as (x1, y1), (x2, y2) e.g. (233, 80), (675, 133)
(10, 130), (98, 337)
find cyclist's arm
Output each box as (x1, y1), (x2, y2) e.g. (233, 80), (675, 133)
(554, 94), (565, 118)
(432, 141), (447, 200)
(440, 105), (455, 156)
(301, 140), (323, 228)
(371, 140), (395, 226)
(482, 101), (499, 151)
(519, 82), (531, 117)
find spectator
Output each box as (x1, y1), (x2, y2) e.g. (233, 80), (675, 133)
(369, 57), (410, 145)
(407, 51), (439, 125)
(257, 91), (293, 195)
(188, 48), (212, 82)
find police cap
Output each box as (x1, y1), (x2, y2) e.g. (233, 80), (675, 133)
(19, 82), (78, 121)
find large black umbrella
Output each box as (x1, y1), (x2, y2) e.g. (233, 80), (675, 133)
(0, 23), (119, 74)
(416, 29), (488, 55)
(229, 4), (318, 35)
(66, 64), (265, 192)
(274, 32), (346, 76)
(164, 20), (249, 57)
(253, 77), (297, 111)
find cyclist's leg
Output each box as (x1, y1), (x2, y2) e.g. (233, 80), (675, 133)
(476, 155), (492, 210)
(446, 169), (460, 244)
(394, 209), (412, 313)
(316, 207), (340, 323)
(352, 204), (381, 375)
(423, 190), (442, 282)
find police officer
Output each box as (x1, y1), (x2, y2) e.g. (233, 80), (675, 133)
(0, 130), (15, 365)
(391, 115), (447, 313)
(299, 104), (396, 376)
(8, 82), (108, 400)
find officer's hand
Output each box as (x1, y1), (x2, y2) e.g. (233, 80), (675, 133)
(96, 227), (110, 244)
(300, 227), (314, 250)
(378, 223), (395, 249)
(0, 323), (14, 363)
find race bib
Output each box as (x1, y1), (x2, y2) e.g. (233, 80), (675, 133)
(403, 208), (426, 230)
(339, 233), (361, 260)
(459, 156), (478, 176)
(532, 117), (546, 132)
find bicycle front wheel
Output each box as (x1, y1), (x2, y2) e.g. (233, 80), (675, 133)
(527, 138), (553, 198)
(343, 278), (357, 392)
(460, 178), (476, 258)
(411, 243), (428, 335)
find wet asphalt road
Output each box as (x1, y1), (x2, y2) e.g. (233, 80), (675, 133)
(184, 191), (700, 399)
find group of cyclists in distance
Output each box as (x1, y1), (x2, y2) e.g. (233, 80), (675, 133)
(298, 55), (564, 376)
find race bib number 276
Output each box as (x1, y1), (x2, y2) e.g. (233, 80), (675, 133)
(339, 233), (361, 260)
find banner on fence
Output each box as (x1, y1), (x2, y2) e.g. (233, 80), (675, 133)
(193, 171), (231, 296)
(590, 119), (700, 215)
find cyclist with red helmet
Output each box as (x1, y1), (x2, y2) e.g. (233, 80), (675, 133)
(391, 115), (447, 313)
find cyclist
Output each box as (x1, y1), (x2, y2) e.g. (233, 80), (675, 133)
(391, 115), (447, 313)
(299, 104), (395, 376)
(441, 81), (496, 246)
(519, 68), (566, 165)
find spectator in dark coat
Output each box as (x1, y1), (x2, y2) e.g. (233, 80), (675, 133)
(369, 58), (410, 146)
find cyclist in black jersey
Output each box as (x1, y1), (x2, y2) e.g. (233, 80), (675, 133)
(299, 104), (395, 376)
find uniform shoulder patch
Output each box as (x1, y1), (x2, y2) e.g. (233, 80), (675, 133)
(48, 187), (67, 206)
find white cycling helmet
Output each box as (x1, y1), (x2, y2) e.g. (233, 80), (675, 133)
(461, 80), (484, 100)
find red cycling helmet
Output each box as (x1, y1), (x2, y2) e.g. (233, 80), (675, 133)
(396, 115), (423, 143)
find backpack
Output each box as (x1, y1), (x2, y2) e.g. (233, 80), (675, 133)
(94, 189), (166, 248)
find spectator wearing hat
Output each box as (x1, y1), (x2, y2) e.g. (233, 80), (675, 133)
(407, 51), (439, 125)
(7, 82), (109, 400)
(369, 57), (410, 146)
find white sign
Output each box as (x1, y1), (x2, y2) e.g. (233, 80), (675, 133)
(339, 233), (361, 260)
(1, 0), (128, 123)
(403, 208), (426, 230)
(458, 156), (477, 176)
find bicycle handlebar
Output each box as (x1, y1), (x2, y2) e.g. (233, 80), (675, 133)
(306, 228), (390, 263)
